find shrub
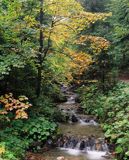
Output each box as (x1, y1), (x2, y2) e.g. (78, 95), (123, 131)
(0, 132), (30, 160)
(0, 93), (32, 160)
(22, 117), (57, 152)
(79, 82), (129, 160)
(79, 84), (105, 118)
(0, 93), (32, 119)
(23, 117), (57, 143)
(31, 95), (65, 122)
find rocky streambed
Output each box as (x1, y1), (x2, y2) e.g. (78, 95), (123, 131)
(26, 89), (113, 160)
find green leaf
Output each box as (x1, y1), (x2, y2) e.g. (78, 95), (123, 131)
(125, 151), (129, 156)
(116, 146), (123, 153)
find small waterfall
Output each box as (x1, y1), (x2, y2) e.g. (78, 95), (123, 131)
(59, 88), (99, 126)
(65, 96), (75, 104)
(79, 118), (98, 126)
(57, 135), (109, 153)
(70, 111), (98, 126)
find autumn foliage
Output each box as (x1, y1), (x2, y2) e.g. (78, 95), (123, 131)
(76, 35), (110, 54)
(67, 49), (92, 75)
(0, 93), (32, 119)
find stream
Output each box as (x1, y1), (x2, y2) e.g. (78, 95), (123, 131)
(41, 88), (112, 160)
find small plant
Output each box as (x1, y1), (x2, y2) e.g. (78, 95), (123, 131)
(24, 117), (57, 142)
(0, 136), (29, 160)
(0, 93), (32, 119)
(21, 117), (58, 151)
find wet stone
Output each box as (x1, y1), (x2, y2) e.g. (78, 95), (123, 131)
(79, 140), (85, 150)
(71, 114), (78, 122)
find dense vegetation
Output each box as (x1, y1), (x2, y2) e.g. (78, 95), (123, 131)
(0, 0), (129, 160)
(79, 82), (129, 160)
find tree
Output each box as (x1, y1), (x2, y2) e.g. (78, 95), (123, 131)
(35, 0), (110, 95)
(108, 0), (129, 69)
(75, 34), (113, 90)
(0, 0), (111, 97)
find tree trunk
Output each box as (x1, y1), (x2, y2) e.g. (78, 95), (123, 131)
(36, 0), (44, 97)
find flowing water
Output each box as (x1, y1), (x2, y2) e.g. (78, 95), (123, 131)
(41, 88), (112, 160)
